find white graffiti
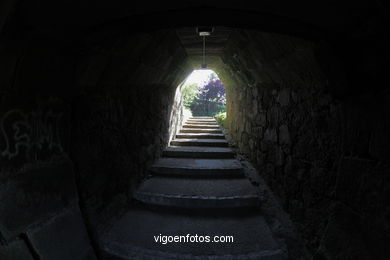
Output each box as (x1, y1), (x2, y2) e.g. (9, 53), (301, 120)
(0, 109), (64, 160)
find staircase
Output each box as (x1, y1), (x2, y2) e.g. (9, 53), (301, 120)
(102, 117), (287, 259)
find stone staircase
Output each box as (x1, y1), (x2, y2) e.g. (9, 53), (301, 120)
(102, 117), (287, 259)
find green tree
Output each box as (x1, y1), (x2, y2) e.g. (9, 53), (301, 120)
(181, 83), (198, 109)
(190, 74), (226, 116)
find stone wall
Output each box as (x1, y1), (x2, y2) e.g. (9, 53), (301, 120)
(71, 29), (191, 237)
(1, 3), (388, 257)
(168, 81), (189, 144)
(218, 29), (390, 259)
(0, 27), (97, 258)
(0, 18), (191, 258)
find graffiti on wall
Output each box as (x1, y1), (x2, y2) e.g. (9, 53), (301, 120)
(0, 109), (65, 161)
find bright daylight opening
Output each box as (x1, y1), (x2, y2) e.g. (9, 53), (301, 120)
(182, 70), (226, 125)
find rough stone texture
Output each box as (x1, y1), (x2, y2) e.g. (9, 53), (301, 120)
(103, 207), (285, 258)
(0, 14), (190, 259)
(27, 205), (96, 260)
(217, 30), (390, 258)
(71, 29), (191, 234)
(0, 12), (92, 253)
(0, 1), (389, 258)
(0, 239), (34, 260)
(0, 27), (96, 258)
(0, 160), (77, 240)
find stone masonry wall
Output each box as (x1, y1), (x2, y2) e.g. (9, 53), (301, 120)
(0, 18), (191, 258)
(0, 27), (98, 259)
(72, 29), (191, 238)
(219, 30), (389, 259)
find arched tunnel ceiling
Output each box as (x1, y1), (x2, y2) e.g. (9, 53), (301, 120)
(176, 27), (231, 57)
(1, 0), (386, 40)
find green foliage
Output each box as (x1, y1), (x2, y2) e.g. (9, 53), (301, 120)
(182, 71), (227, 117)
(214, 112), (227, 128)
(190, 100), (225, 117)
(182, 84), (198, 109)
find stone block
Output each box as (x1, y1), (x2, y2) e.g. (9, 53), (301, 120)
(27, 205), (97, 260)
(252, 86), (259, 98)
(262, 90), (272, 107)
(279, 124), (291, 145)
(240, 131), (249, 145)
(277, 89), (290, 106)
(264, 128), (277, 143)
(255, 112), (267, 127)
(268, 145), (284, 166)
(248, 137), (255, 151)
(251, 126), (264, 138)
(316, 203), (372, 259)
(284, 155), (293, 174)
(0, 160), (78, 240)
(260, 140), (270, 152)
(0, 239), (34, 260)
(267, 105), (280, 128)
(245, 120), (251, 133)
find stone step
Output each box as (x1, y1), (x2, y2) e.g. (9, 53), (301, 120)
(102, 208), (286, 259)
(187, 118), (216, 121)
(163, 146), (235, 159)
(134, 177), (259, 208)
(149, 158), (243, 176)
(190, 116), (214, 119)
(175, 133), (225, 139)
(187, 118), (217, 121)
(180, 128), (223, 134)
(170, 139), (228, 147)
(183, 124), (220, 129)
(185, 121), (218, 125)
(187, 120), (217, 124)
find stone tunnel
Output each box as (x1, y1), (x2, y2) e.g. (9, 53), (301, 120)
(0, 1), (389, 259)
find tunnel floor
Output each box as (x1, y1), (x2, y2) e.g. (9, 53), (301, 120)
(98, 117), (304, 259)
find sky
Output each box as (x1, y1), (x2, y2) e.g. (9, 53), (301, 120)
(183, 69), (216, 87)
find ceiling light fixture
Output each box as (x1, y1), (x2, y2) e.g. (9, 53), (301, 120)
(196, 27), (214, 69)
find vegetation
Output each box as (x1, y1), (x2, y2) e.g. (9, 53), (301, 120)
(182, 83), (198, 109)
(182, 72), (226, 117)
(214, 111), (227, 128)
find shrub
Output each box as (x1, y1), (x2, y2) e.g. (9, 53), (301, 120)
(214, 112), (227, 128)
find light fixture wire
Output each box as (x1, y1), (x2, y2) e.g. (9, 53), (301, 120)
(202, 35), (206, 67)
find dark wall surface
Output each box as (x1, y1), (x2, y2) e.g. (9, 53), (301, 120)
(71, 28), (190, 234)
(0, 1), (388, 259)
(217, 29), (389, 259)
(0, 23), (98, 259)
(0, 7), (191, 259)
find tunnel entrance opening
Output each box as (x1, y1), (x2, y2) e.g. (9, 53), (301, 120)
(181, 69), (226, 119)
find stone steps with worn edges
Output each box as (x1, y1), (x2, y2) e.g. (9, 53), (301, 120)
(149, 158), (243, 176)
(102, 207), (286, 259)
(175, 133), (225, 139)
(185, 121), (218, 125)
(134, 176), (260, 208)
(171, 138), (228, 147)
(180, 128), (223, 134)
(163, 146), (234, 159)
(183, 124), (220, 129)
